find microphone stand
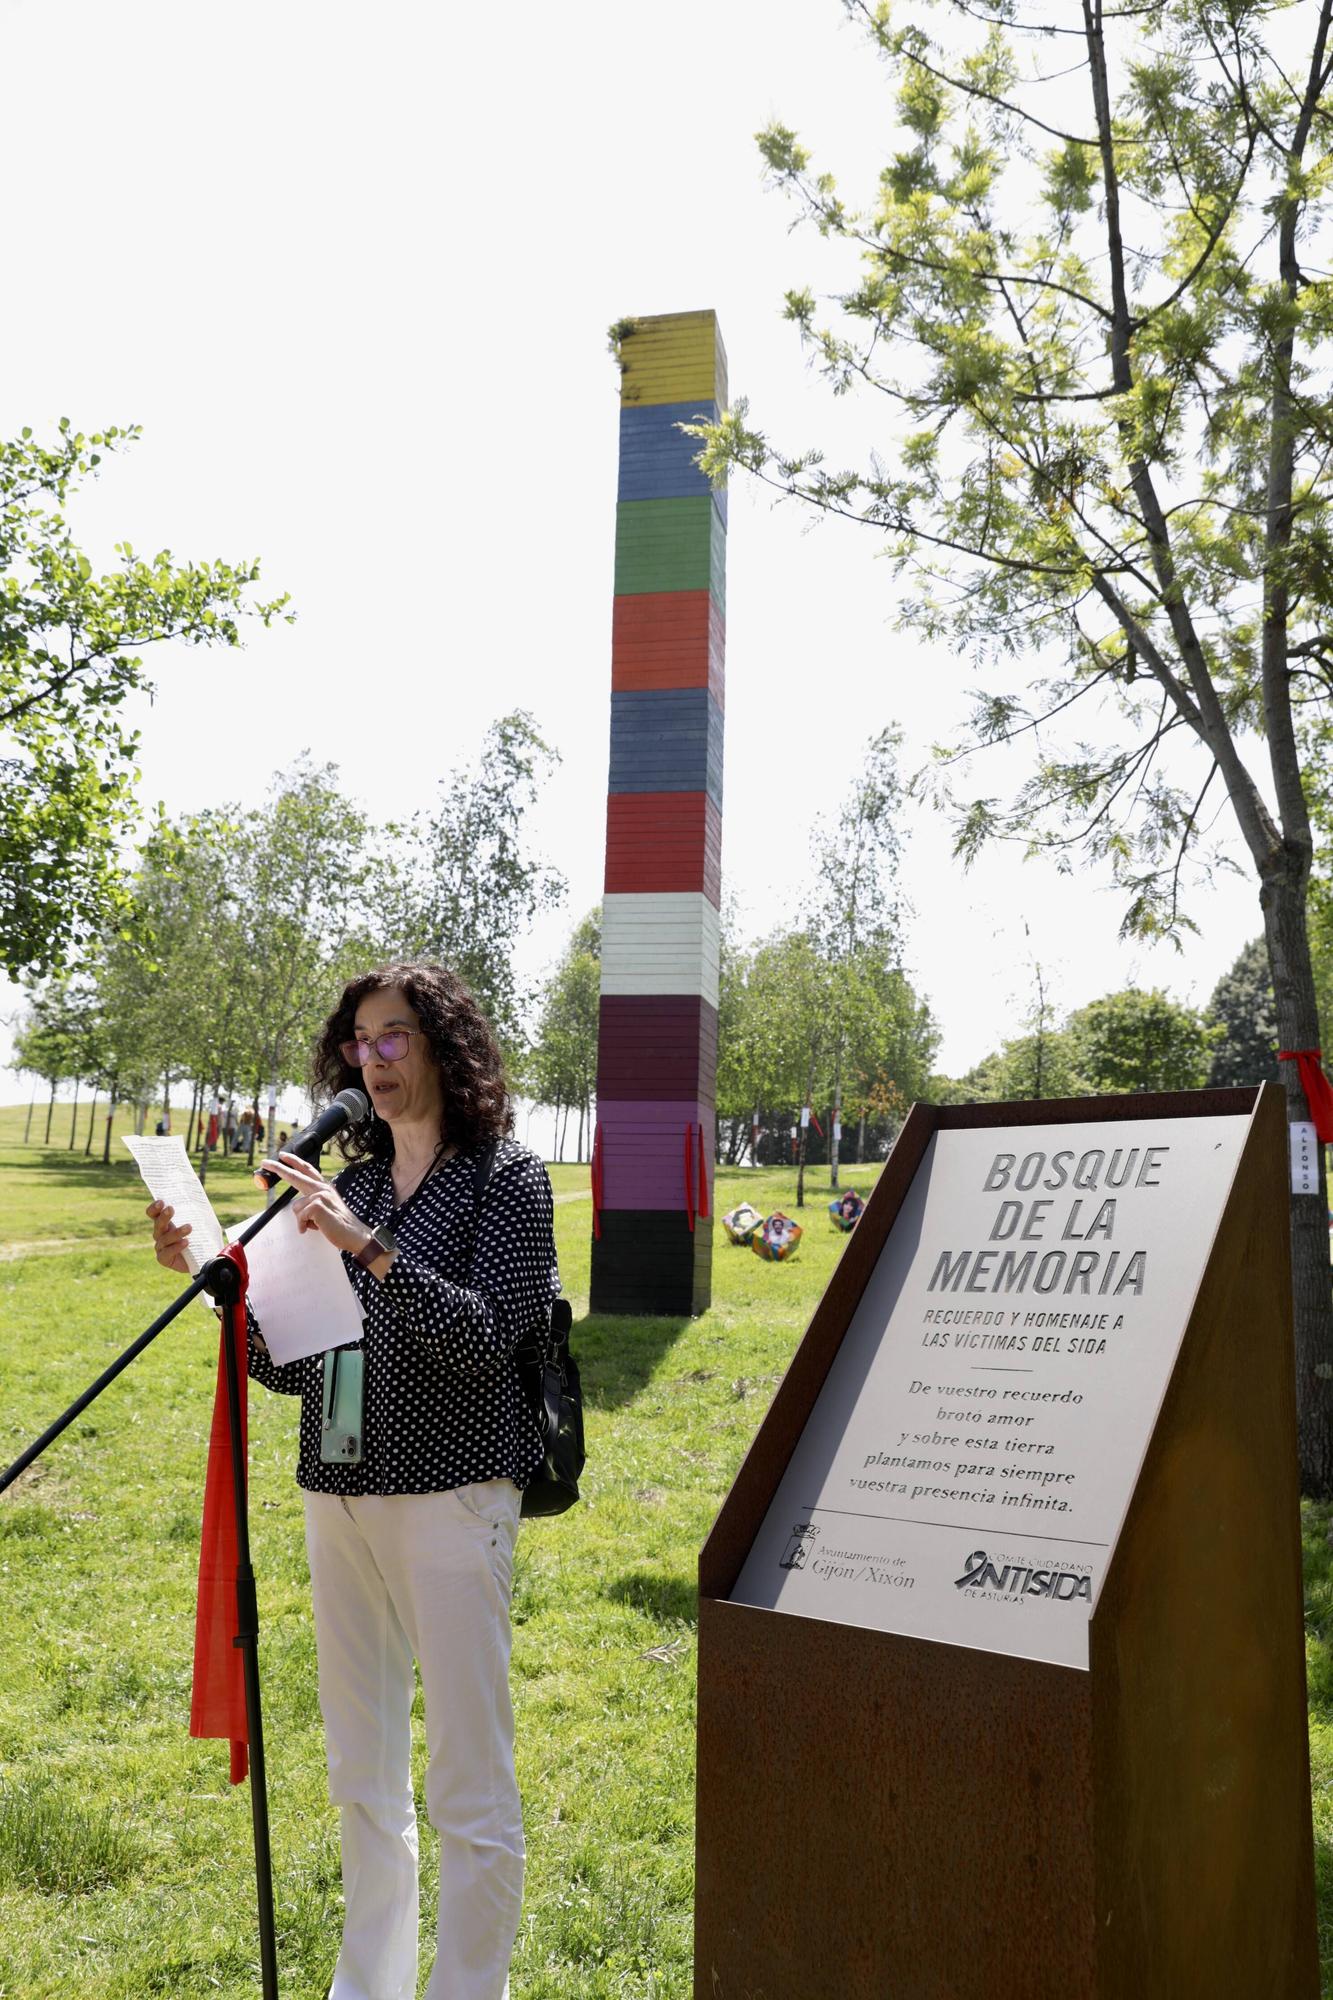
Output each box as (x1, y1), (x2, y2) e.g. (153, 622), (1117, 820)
(0, 1180), (303, 2000)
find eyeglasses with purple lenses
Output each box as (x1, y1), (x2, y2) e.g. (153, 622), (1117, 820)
(340, 1030), (418, 1067)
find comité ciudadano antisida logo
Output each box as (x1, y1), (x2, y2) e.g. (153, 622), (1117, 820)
(954, 1549), (1093, 1603)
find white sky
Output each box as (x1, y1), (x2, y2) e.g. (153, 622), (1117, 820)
(0, 0), (1269, 1087)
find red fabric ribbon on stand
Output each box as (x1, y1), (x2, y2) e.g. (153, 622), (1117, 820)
(190, 1242), (250, 1785)
(590, 1124), (604, 1241)
(1277, 1050), (1333, 1144)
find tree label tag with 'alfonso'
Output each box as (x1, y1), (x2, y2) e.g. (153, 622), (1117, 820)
(730, 1115), (1248, 1669)
(1291, 1120), (1320, 1196)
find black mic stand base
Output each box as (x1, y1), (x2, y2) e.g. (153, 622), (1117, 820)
(202, 1251), (280, 2000)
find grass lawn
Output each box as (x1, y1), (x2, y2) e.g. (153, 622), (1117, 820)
(0, 1113), (1330, 1995)
(0, 1110), (877, 1997)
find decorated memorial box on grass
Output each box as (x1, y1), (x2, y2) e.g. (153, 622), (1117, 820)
(695, 1086), (1317, 2000)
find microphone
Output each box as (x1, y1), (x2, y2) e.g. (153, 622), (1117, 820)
(255, 1087), (371, 1189)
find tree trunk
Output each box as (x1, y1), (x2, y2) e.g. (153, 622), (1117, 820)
(102, 1096), (115, 1166)
(200, 1091), (219, 1186)
(268, 1072), (278, 1160)
(796, 1053), (821, 1210)
(248, 1082), (261, 1168)
(857, 1111), (866, 1164)
(1261, 861), (1333, 1495)
(575, 1100), (584, 1165)
(43, 1080), (56, 1145)
(185, 1080), (198, 1153)
(85, 1086), (98, 1155)
(68, 1078), (79, 1149)
(830, 1075), (843, 1189)
(23, 1085), (35, 1143)
(162, 1069), (172, 1134)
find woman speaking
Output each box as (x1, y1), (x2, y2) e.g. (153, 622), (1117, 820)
(148, 963), (559, 2000)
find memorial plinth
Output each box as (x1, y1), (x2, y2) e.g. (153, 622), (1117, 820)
(695, 1086), (1317, 1998)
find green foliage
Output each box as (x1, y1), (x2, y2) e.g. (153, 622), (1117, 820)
(1066, 987), (1219, 1095)
(375, 711), (565, 1057)
(942, 981), (1218, 1100)
(809, 725), (904, 960)
(231, 760), (375, 1113)
(529, 910), (600, 1158)
(714, 731), (934, 1183)
(955, 1024), (1084, 1104)
(0, 422), (289, 976)
(712, 0), (1333, 1486)
(1205, 937), (1280, 1088)
(12, 978), (94, 1096)
(716, 923), (936, 1178)
(13, 725), (562, 1134)
(709, 3), (1333, 941)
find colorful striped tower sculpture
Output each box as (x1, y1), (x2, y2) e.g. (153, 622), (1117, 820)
(590, 310), (726, 1316)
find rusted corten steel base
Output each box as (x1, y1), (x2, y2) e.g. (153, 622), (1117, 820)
(695, 1087), (1318, 1999)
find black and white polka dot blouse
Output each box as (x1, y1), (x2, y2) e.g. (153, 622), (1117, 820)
(246, 1137), (559, 1496)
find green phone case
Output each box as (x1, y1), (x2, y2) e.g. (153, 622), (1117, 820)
(320, 1347), (364, 1464)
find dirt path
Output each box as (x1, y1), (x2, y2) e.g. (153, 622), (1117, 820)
(1, 1191), (591, 1256)
(0, 1183), (590, 1258)
(0, 1234), (146, 1262)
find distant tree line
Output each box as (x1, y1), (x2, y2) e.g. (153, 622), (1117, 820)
(11, 715), (563, 1166)
(13, 713), (1332, 1196)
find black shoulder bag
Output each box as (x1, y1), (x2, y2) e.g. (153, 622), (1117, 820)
(474, 1141), (585, 1518)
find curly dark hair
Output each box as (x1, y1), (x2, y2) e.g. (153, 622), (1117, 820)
(311, 962), (513, 1165)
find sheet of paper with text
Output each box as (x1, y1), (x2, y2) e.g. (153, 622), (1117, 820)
(123, 1136), (226, 1274)
(228, 1204), (363, 1365)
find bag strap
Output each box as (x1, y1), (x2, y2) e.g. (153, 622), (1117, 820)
(473, 1136), (501, 1210)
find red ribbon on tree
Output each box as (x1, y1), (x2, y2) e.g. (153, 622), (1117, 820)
(1277, 1050), (1333, 1144)
(190, 1242), (250, 1785)
(590, 1124), (604, 1241)
(808, 1108), (825, 1140)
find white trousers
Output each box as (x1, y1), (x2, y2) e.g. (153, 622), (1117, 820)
(303, 1483), (524, 2000)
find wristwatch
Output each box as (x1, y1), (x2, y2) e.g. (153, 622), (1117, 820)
(354, 1224), (396, 1272)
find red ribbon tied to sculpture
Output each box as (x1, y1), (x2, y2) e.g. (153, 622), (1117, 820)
(590, 1124), (604, 1241)
(190, 1241), (250, 1785)
(684, 1123), (696, 1234)
(697, 1121), (710, 1220)
(1277, 1050), (1333, 1145)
